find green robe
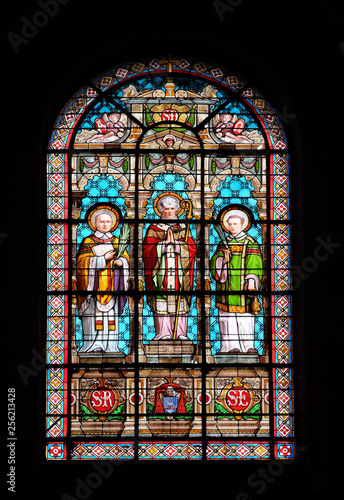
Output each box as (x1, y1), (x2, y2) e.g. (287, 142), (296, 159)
(210, 232), (263, 313)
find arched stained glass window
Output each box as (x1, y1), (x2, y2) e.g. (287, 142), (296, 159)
(46, 56), (294, 461)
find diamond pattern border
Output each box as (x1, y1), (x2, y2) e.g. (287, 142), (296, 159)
(138, 442), (202, 460)
(71, 442), (135, 460)
(207, 442), (270, 459)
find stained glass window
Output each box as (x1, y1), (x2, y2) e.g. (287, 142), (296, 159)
(46, 56), (294, 461)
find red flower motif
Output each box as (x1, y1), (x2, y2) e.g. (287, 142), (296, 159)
(278, 444), (292, 457)
(49, 444), (63, 458)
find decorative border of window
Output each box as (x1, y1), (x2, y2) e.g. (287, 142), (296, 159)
(68, 441), (271, 460)
(47, 153), (68, 219)
(46, 56), (294, 460)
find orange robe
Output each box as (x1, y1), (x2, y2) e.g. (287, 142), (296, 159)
(76, 232), (129, 352)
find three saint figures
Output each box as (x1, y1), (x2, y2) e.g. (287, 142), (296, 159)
(75, 196), (263, 356)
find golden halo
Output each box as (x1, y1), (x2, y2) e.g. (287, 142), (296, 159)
(88, 205), (120, 232)
(220, 208), (251, 233)
(153, 192), (184, 217)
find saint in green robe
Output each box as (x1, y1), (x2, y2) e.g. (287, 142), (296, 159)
(210, 231), (263, 313)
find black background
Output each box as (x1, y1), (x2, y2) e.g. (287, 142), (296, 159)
(2, 0), (344, 498)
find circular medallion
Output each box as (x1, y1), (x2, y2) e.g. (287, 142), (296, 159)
(161, 109), (179, 121)
(225, 387), (251, 412)
(90, 388), (116, 412)
(129, 393), (144, 406)
(197, 392), (212, 405)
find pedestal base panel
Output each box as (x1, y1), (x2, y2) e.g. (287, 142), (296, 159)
(144, 340), (195, 363)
